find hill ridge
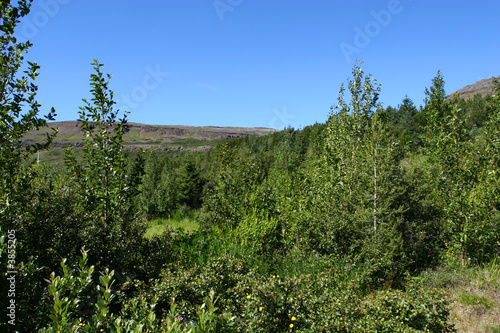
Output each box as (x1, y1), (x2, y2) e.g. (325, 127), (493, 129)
(447, 77), (498, 100)
(24, 121), (278, 154)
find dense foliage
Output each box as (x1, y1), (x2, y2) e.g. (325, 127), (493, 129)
(1, 1), (500, 331)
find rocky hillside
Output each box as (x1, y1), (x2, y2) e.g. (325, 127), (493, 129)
(447, 77), (498, 100)
(24, 121), (278, 153)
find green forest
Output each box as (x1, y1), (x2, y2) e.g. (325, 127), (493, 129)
(1, 1), (500, 332)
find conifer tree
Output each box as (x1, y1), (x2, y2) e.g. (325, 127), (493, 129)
(396, 96), (418, 133)
(177, 159), (202, 208)
(419, 70), (450, 148)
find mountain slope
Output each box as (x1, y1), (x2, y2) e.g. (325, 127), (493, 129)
(447, 77), (498, 100)
(24, 121), (278, 153)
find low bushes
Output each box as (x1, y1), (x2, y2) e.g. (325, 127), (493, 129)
(35, 248), (455, 332)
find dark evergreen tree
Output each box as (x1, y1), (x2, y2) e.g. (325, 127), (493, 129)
(396, 96), (418, 133)
(177, 159), (202, 208)
(137, 152), (180, 217)
(419, 70), (450, 148)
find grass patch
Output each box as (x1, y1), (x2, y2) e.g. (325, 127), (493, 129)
(416, 260), (500, 332)
(145, 210), (199, 239)
(458, 292), (494, 309)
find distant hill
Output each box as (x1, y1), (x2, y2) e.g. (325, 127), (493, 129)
(24, 121), (278, 163)
(447, 77), (498, 100)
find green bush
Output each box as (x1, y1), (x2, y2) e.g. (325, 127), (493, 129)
(64, 60), (146, 275)
(38, 249), (238, 333)
(134, 251), (456, 332)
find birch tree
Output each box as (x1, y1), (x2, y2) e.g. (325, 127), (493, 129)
(322, 62), (404, 261)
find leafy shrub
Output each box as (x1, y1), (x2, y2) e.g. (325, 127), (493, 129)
(64, 60), (146, 275)
(38, 249), (237, 333)
(233, 208), (279, 254)
(138, 252), (456, 332)
(152, 255), (253, 317)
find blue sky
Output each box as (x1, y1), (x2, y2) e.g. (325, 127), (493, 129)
(16, 0), (500, 129)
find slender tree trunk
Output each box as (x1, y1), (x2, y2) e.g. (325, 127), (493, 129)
(373, 142), (378, 233)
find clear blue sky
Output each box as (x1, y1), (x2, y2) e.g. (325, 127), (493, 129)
(16, 0), (500, 129)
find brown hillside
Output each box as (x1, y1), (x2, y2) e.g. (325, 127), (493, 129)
(24, 121), (278, 152)
(447, 77), (498, 100)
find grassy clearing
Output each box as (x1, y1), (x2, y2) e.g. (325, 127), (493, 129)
(416, 259), (500, 332)
(145, 213), (199, 238)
